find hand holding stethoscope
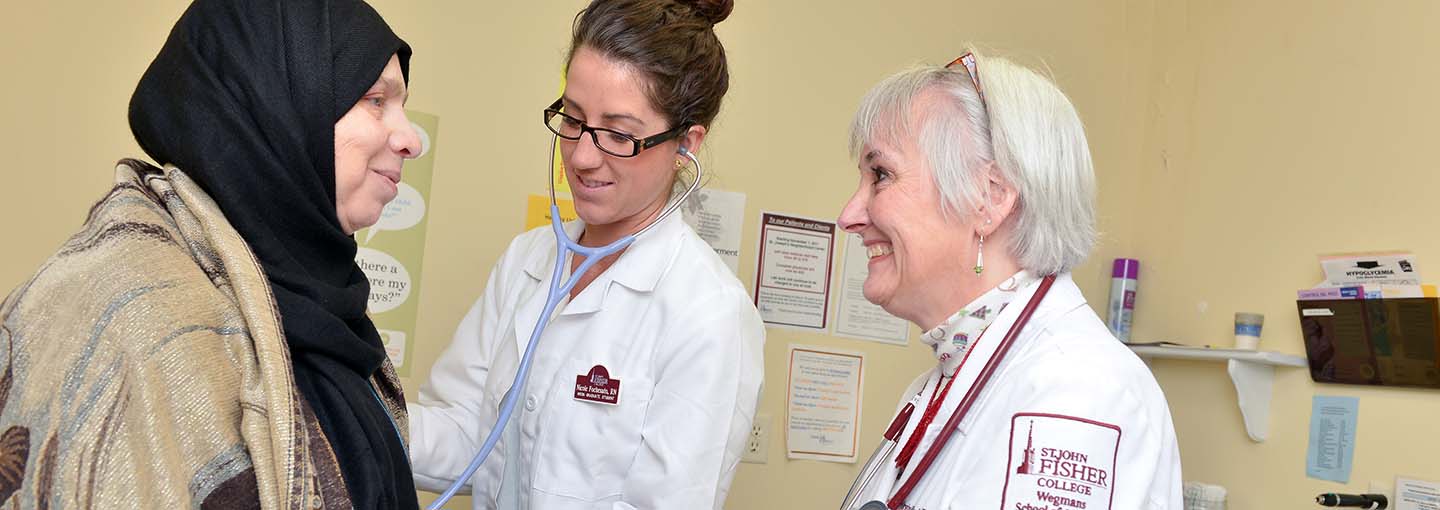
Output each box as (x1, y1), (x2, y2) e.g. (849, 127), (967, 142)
(840, 275), (1057, 510)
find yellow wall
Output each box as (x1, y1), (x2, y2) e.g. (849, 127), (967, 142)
(1, 1), (1436, 509)
(1130, 1), (1440, 507)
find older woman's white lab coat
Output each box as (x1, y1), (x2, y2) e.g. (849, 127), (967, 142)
(409, 212), (765, 510)
(852, 274), (1182, 510)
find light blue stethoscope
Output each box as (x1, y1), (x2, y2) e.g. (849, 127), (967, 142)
(427, 136), (704, 509)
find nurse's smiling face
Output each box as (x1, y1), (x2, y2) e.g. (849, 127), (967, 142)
(558, 46), (706, 245)
(837, 92), (983, 329)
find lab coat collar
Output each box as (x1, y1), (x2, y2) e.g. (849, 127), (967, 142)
(1023, 272), (1087, 329)
(881, 273), (1089, 498)
(520, 210), (686, 315)
(906, 272), (1088, 387)
(940, 272), (1088, 421)
(957, 272), (1088, 374)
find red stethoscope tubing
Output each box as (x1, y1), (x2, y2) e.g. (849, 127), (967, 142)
(885, 274), (1057, 509)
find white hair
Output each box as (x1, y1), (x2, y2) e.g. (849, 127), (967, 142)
(848, 50), (1096, 276)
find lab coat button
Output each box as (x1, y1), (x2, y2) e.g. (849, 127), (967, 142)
(525, 395), (538, 411)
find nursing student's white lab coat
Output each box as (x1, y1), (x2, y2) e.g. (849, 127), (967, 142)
(409, 211), (764, 510)
(853, 274), (1182, 510)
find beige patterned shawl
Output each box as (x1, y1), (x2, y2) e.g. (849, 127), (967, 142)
(0, 160), (409, 509)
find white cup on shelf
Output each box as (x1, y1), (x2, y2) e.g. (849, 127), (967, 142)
(1233, 312), (1264, 350)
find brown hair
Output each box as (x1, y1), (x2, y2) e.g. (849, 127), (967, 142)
(567, 0), (733, 133)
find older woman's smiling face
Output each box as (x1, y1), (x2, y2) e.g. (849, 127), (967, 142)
(334, 54), (421, 235)
(837, 97), (978, 328)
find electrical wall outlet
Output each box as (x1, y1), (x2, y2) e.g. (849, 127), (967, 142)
(742, 413), (770, 464)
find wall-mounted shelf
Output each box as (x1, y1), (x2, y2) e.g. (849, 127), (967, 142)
(1129, 345), (1307, 443)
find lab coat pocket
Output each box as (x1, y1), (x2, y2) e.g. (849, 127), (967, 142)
(533, 358), (656, 501)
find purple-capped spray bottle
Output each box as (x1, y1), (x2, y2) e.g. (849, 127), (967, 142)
(1107, 258), (1140, 342)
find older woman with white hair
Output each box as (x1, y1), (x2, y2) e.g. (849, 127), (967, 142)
(837, 51), (1182, 510)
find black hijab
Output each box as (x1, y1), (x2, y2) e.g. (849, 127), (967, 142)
(128, 1), (416, 508)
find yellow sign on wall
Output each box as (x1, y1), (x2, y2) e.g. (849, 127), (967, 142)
(526, 194), (578, 231)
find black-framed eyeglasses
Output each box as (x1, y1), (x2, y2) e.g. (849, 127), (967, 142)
(543, 98), (689, 158)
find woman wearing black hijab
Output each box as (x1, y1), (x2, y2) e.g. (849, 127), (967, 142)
(0, 0), (421, 508)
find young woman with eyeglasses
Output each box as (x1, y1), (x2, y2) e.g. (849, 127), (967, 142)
(406, 1), (764, 508)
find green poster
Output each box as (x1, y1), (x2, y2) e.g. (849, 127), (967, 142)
(355, 110), (439, 377)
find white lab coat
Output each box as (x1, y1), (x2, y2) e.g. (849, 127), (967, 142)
(852, 274), (1182, 510)
(409, 212), (765, 509)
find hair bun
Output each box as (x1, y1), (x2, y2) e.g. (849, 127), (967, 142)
(678, 0), (733, 25)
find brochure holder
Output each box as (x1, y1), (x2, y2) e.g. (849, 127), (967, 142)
(1297, 297), (1440, 389)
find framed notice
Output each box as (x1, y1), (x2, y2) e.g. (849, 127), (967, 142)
(785, 345), (864, 463)
(754, 212), (836, 330)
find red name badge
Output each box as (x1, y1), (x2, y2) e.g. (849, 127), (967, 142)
(574, 365), (621, 405)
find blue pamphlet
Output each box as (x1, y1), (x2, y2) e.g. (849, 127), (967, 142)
(1306, 395), (1358, 483)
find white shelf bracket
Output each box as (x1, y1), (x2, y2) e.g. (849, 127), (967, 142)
(1226, 359), (1275, 443)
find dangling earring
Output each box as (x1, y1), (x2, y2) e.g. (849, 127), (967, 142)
(974, 218), (991, 275)
(974, 234), (985, 275)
